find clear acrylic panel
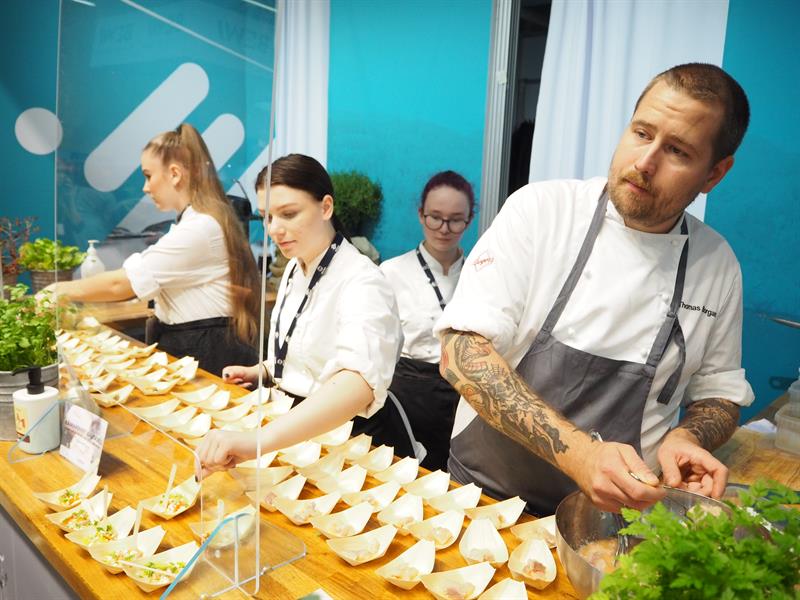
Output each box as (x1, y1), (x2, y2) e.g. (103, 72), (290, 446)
(44, 0), (302, 596)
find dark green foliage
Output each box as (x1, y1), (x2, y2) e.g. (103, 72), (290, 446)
(330, 171), (382, 235)
(0, 284), (58, 371)
(593, 480), (800, 599)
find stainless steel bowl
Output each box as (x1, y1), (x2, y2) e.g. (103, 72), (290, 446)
(555, 488), (731, 598)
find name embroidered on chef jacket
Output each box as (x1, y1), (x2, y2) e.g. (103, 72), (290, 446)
(473, 251), (494, 271)
(680, 301), (717, 318)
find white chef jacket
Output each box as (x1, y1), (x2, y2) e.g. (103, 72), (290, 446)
(380, 242), (463, 363)
(123, 206), (232, 325)
(434, 177), (754, 468)
(266, 238), (402, 417)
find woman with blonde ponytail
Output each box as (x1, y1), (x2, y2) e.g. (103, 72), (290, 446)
(47, 123), (260, 375)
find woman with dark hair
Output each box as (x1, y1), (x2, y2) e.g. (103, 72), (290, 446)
(46, 123), (260, 376)
(375, 170), (475, 471)
(197, 154), (402, 475)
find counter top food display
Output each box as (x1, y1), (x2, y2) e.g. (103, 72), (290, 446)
(0, 323), (796, 599)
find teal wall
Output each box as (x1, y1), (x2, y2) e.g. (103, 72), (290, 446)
(327, 0), (492, 260)
(711, 0), (800, 419)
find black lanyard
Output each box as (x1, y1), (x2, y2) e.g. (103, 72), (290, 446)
(415, 245), (460, 310)
(273, 232), (344, 379)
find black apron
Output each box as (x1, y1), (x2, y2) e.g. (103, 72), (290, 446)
(448, 191), (689, 516)
(145, 316), (258, 378)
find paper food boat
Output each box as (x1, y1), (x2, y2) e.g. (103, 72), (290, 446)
(510, 514), (556, 547)
(151, 406), (197, 430)
(403, 470), (451, 499)
(81, 362), (106, 379)
(262, 393), (294, 419)
(352, 445), (394, 473)
(172, 384), (218, 404)
(310, 501), (373, 538)
(273, 492), (340, 526)
(233, 386), (271, 406)
(86, 372), (117, 393)
(128, 399), (180, 420)
(208, 402), (251, 425)
(102, 359), (137, 374)
(408, 509), (465, 550)
(219, 410), (263, 431)
(477, 577), (527, 600)
(376, 492), (424, 535)
(127, 377), (178, 396)
(464, 496), (526, 530)
(131, 367), (167, 383)
(459, 518), (508, 566)
(277, 441), (321, 468)
(170, 413), (212, 439)
(88, 526), (165, 574)
(195, 390), (230, 411)
(341, 480), (401, 512)
(140, 476), (200, 519)
(507, 537), (556, 589)
(65, 506), (137, 549)
(421, 562), (496, 600)
(122, 540), (199, 593)
(165, 355), (196, 372)
(188, 505), (257, 549)
(336, 433), (372, 461)
(92, 384), (135, 408)
(121, 364), (154, 378)
(375, 538), (436, 590)
(245, 474), (307, 512)
(230, 464), (293, 491)
(311, 420), (353, 447)
(138, 348), (166, 363)
(297, 451), (346, 484)
(374, 456), (419, 485)
(326, 524), (397, 566)
(33, 471), (101, 510)
(315, 464), (367, 495)
(233, 452), (278, 473)
(427, 483), (483, 513)
(45, 491), (113, 532)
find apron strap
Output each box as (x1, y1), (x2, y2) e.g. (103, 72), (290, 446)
(540, 190), (609, 334)
(646, 217), (690, 404)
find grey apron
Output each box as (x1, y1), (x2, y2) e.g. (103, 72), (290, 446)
(448, 190), (689, 516)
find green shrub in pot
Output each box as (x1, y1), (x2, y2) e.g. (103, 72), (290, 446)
(0, 284), (58, 372)
(19, 237), (86, 293)
(330, 170), (382, 236)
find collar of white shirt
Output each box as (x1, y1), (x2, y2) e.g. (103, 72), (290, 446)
(418, 241), (464, 278)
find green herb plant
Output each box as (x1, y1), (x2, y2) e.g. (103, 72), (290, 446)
(0, 284), (58, 371)
(594, 480), (800, 599)
(330, 170), (382, 236)
(19, 237), (85, 272)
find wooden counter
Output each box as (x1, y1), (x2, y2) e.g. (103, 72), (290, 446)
(0, 367), (579, 600)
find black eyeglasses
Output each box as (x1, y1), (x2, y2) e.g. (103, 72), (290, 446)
(423, 214), (470, 233)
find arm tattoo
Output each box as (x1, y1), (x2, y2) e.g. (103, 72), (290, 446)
(441, 329), (570, 468)
(677, 398), (740, 450)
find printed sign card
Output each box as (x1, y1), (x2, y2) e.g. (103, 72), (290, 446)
(60, 404), (108, 472)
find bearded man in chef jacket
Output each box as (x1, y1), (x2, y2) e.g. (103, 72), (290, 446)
(436, 63), (754, 516)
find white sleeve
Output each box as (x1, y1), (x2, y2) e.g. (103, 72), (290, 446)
(122, 221), (218, 300)
(685, 266), (754, 406)
(433, 189), (537, 355)
(319, 272), (403, 418)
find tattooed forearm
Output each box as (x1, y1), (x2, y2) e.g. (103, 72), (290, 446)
(676, 398), (740, 450)
(440, 329), (571, 468)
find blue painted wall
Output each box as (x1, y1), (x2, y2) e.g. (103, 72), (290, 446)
(710, 0), (800, 418)
(327, 0), (492, 260)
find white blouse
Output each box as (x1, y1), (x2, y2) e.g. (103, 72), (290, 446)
(266, 238), (402, 417)
(122, 206), (232, 324)
(380, 242), (463, 362)
(435, 177), (754, 469)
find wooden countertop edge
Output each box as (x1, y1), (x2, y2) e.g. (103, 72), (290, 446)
(0, 460), (95, 599)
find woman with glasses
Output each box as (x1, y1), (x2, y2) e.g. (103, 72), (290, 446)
(374, 170), (475, 470)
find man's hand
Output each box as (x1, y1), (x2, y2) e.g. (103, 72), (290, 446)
(575, 441), (666, 512)
(657, 428), (729, 498)
(195, 429), (256, 479)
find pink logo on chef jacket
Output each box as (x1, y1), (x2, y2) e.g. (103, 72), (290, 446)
(473, 251), (494, 271)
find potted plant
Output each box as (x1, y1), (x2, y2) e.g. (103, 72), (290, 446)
(0, 283), (59, 440)
(330, 170), (383, 262)
(19, 237), (86, 293)
(0, 216), (38, 294)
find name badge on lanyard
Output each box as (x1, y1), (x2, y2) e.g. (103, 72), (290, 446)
(273, 232), (344, 379)
(415, 245), (461, 311)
